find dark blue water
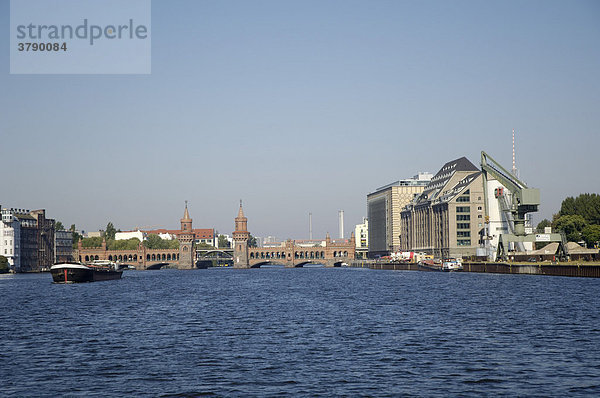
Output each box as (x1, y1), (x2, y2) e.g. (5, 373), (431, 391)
(1, 268), (599, 397)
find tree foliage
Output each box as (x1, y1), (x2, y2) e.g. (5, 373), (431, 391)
(248, 234), (257, 248)
(218, 234), (230, 248)
(553, 215), (587, 242)
(107, 238), (140, 250)
(70, 224), (81, 248)
(143, 234), (179, 250)
(55, 221), (64, 231)
(105, 222), (117, 241)
(536, 219), (552, 233)
(558, 193), (600, 225)
(196, 242), (215, 249)
(0, 255), (9, 273)
(582, 225), (600, 248)
(81, 237), (104, 248)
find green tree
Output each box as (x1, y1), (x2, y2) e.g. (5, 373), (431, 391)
(0, 256), (9, 273)
(536, 219), (552, 233)
(55, 221), (64, 231)
(107, 238), (141, 250)
(582, 225), (600, 248)
(553, 215), (587, 242)
(248, 234), (257, 248)
(196, 242), (215, 249)
(218, 234), (230, 248)
(81, 237), (104, 248)
(105, 222), (117, 241)
(70, 224), (81, 248)
(558, 193), (600, 225)
(143, 234), (180, 250)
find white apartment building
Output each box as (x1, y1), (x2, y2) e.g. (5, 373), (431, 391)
(1, 207), (22, 272)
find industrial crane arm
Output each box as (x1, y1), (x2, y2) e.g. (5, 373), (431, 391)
(481, 151), (527, 192)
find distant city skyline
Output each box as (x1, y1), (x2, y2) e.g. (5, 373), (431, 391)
(1, 0), (598, 240)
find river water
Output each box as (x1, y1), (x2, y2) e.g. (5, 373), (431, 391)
(1, 268), (599, 397)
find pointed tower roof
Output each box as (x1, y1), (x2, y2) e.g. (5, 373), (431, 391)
(182, 200), (191, 221)
(237, 199), (245, 219)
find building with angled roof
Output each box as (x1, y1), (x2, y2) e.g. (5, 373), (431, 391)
(400, 157), (486, 259)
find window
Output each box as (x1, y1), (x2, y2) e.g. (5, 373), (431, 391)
(457, 196), (470, 202)
(457, 239), (471, 246)
(457, 231), (471, 237)
(457, 223), (470, 229)
(478, 215), (482, 218)
(456, 214), (470, 221)
(456, 206), (470, 213)
(477, 206), (482, 211)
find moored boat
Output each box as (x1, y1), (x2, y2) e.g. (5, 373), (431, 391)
(50, 260), (122, 283)
(442, 258), (463, 272)
(418, 259), (443, 272)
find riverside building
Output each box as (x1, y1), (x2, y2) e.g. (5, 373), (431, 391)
(367, 172), (432, 257)
(354, 218), (368, 259)
(400, 157), (486, 259)
(0, 206), (56, 272)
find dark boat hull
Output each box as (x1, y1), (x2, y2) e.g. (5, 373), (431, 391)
(418, 263), (443, 272)
(51, 265), (122, 283)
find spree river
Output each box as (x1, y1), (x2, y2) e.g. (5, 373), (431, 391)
(1, 267), (599, 397)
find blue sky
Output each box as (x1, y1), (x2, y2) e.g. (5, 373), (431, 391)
(1, 0), (599, 240)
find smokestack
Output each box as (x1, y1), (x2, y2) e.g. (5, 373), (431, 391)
(338, 210), (344, 239)
(309, 212), (313, 240)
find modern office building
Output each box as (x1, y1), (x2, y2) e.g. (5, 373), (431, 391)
(400, 157), (486, 259)
(367, 172), (432, 257)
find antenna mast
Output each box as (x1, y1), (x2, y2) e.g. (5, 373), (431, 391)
(512, 128), (517, 177)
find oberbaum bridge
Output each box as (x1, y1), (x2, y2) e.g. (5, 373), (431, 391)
(77, 203), (356, 269)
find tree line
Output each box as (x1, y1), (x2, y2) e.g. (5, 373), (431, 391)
(537, 193), (600, 248)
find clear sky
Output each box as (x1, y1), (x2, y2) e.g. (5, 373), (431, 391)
(1, 0), (599, 240)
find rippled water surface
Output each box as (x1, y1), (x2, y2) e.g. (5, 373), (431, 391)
(1, 268), (599, 397)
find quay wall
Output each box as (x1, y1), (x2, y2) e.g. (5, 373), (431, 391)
(351, 260), (600, 278)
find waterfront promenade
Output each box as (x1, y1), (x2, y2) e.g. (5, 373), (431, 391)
(354, 260), (600, 278)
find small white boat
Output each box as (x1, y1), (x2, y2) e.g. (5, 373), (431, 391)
(442, 259), (463, 272)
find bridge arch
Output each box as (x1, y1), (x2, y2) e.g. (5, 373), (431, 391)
(295, 261), (325, 268)
(251, 261), (286, 268)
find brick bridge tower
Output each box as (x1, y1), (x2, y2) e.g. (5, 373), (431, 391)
(233, 200), (250, 268)
(177, 201), (194, 269)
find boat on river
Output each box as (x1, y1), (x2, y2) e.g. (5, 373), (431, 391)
(442, 258), (463, 272)
(418, 259), (443, 272)
(50, 260), (122, 283)
(418, 258), (463, 272)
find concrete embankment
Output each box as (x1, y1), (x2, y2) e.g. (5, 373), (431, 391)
(351, 260), (600, 278)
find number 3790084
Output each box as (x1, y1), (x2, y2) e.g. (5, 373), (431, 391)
(18, 42), (67, 51)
